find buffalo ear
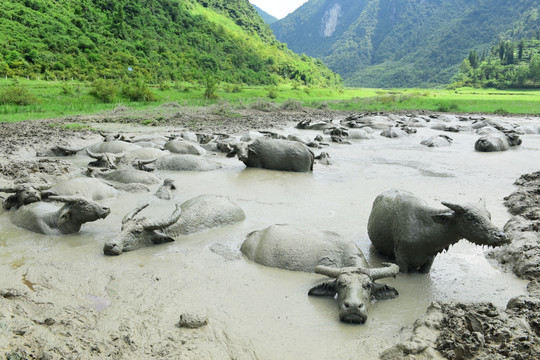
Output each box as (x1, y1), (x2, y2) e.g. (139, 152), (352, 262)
(152, 231), (175, 244)
(226, 149), (237, 158)
(308, 280), (337, 297)
(3, 195), (18, 210)
(372, 283), (398, 300)
(431, 213), (454, 225)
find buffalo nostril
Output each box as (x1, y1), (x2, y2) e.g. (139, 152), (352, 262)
(344, 302), (350, 309)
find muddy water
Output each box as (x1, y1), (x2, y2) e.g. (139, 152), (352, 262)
(1, 120), (539, 359)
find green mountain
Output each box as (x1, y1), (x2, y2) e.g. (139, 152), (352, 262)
(271, 0), (540, 87)
(0, 0), (340, 86)
(454, 36), (540, 89)
(252, 4), (278, 24)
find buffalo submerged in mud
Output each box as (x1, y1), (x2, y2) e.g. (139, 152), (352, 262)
(0, 109), (538, 359)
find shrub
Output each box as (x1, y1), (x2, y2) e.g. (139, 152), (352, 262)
(281, 98), (303, 111)
(0, 84), (37, 105)
(121, 79), (157, 102)
(250, 99), (277, 112)
(203, 75), (219, 100)
(436, 102), (459, 112)
(267, 86), (278, 99)
(89, 79), (118, 103)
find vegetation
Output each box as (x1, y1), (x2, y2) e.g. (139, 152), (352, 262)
(0, 0), (340, 86)
(271, 0), (540, 88)
(2, 79), (540, 124)
(453, 37), (540, 89)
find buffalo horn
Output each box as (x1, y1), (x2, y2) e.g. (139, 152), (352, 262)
(0, 185), (24, 193)
(364, 263), (400, 280)
(122, 203), (150, 225)
(86, 147), (104, 159)
(137, 157), (157, 165)
(314, 265), (342, 278)
(441, 201), (467, 214)
(144, 204), (182, 231)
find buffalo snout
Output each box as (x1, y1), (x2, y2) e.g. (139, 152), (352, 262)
(104, 241), (123, 256)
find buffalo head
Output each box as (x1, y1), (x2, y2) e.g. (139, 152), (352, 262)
(308, 263), (399, 324)
(226, 142), (250, 162)
(104, 203), (182, 255)
(46, 195), (110, 233)
(1, 184), (52, 210)
(433, 200), (510, 248)
(86, 148), (125, 169)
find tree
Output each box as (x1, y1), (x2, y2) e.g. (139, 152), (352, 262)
(518, 40), (525, 60)
(468, 50), (479, 68)
(504, 42), (515, 65)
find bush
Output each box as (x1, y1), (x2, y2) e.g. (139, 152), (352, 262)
(250, 99), (277, 112)
(89, 79), (118, 103)
(203, 75), (219, 100)
(121, 79), (157, 102)
(0, 84), (37, 105)
(436, 102), (459, 112)
(267, 86), (278, 99)
(281, 98), (303, 111)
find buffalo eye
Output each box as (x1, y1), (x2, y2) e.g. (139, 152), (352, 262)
(337, 280), (347, 289)
(363, 283), (372, 290)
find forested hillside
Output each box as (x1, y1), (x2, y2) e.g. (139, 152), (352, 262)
(0, 0), (340, 86)
(272, 0), (540, 87)
(252, 4), (278, 24)
(453, 36), (540, 89)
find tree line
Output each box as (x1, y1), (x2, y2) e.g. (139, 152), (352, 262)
(453, 34), (540, 89)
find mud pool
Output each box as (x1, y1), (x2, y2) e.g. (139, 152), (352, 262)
(1, 117), (539, 359)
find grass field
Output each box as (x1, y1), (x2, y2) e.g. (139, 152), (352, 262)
(1, 79), (539, 123)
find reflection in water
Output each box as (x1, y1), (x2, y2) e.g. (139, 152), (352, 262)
(1, 124), (538, 358)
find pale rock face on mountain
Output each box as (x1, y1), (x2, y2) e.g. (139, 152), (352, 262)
(271, 0), (540, 87)
(321, 3), (341, 37)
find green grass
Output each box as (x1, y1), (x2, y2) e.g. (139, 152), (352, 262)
(1, 79), (540, 123)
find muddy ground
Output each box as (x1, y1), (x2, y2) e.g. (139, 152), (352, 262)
(1, 104), (539, 359)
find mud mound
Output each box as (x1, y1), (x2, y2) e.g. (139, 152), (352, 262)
(437, 301), (539, 360)
(0, 159), (74, 184)
(381, 298), (540, 360)
(488, 170), (540, 281)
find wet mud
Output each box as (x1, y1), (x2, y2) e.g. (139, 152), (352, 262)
(1, 106), (540, 359)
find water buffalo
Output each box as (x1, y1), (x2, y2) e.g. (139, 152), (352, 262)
(104, 194), (245, 255)
(50, 178), (120, 200)
(154, 179), (176, 200)
(367, 189), (510, 273)
(87, 141), (140, 154)
(164, 194), (245, 236)
(241, 224), (399, 324)
(164, 140), (206, 155)
(153, 154), (221, 171)
(86, 148), (125, 169)
(0, 184), (52, 210)
(104, 204), (182, 255)
(380, 127), (409, 138)
(36, 141), (85, 157)
(227, 138), (314, 172)
(475, 132), (522, 152)
(420, 135), (453, 147)
(86, 168), (160, 185)
(11, 195), (110, 235)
